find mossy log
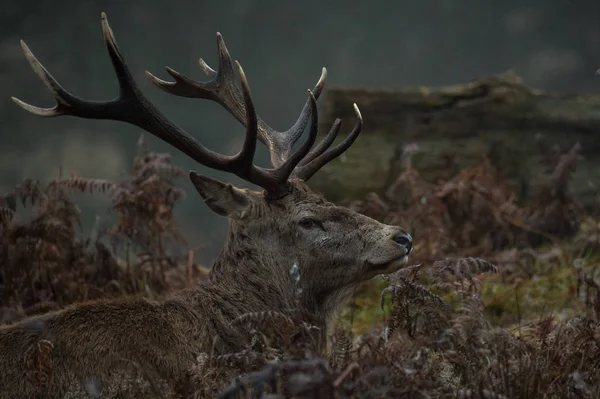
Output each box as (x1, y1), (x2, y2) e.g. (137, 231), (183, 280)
(309, 71), (600, 208)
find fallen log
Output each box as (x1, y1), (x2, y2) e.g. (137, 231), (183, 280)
(310, 71), (600, 209)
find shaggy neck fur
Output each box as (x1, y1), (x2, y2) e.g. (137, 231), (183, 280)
(214, 222), (358, 316)
(178, 221), (359, 354)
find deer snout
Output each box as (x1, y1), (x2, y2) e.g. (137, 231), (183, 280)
(392, 231), (413, 254)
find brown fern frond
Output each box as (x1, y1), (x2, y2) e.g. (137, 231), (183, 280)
(431, 257), (499, 282)
(381, 278), (450, 314)
(53, 175), (123, 196)
(381, 275), (452, 340)
(0, 206), (14, 226)
(212, 347), (268, 369)
(552, 142), (582, 196)
(330, 327), (353, 370)
(136, 158), (186, 179)
(380, 263), (422, 284)
(11, 179), (44, 208)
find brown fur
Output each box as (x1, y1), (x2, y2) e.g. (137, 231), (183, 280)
(0, 180), (411, 397)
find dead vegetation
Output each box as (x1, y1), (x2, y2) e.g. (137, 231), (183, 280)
(205, 257), (600, 399)
(350, 133), (584, 263)
(1, 132), (599, 398)
(0, 136), (203, 324)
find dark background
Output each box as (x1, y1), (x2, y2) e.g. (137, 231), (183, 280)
(2, 0), (600, 265)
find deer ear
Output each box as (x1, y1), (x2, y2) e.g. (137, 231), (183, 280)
(189, 172), (254, 220)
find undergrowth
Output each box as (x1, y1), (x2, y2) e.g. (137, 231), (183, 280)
(2, 133), (599, 397)
(350, 133), (583, 263)
(207, 134), (599, 398)
(0, 136), (204, 323)
(207, 257), (600, 398)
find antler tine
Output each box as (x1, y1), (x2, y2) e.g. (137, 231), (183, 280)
(145, 33), (243, 119)
(292, 104), (363, 181)
(271, 89), (319, 183)
(145, 33), (327, 168)
(233, 62), (260, 173)
(11, 41), (66, 117)
(297, 118), (342, 167)
(11, 12), (289, 195)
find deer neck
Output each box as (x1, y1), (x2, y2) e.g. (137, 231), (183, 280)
(205, 226), (357, 335)
(208, 230), (300, 315)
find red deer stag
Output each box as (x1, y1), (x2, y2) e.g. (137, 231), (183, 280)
(2, 12), (413, 398)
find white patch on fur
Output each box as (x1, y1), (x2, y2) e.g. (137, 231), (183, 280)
(290, 261), (302, 295)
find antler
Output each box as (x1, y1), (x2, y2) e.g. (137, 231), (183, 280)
(145, 33), (363, 182)
(12, 12), (362, 196)
(145, 34), (362, 180)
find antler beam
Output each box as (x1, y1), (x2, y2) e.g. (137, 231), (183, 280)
(12, 12), (363, 197)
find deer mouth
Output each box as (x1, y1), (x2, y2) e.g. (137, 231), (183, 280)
(370, 254), (409, 274)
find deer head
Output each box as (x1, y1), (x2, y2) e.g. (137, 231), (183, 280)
(12, 13), (413, 323)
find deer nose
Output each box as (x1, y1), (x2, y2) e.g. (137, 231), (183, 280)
(392, 232), (413, 254)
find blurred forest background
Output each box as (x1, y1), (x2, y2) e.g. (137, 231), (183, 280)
(2, 0), (600, 265)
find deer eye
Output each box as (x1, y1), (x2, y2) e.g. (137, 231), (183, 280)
(299, 218), (320, 229)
